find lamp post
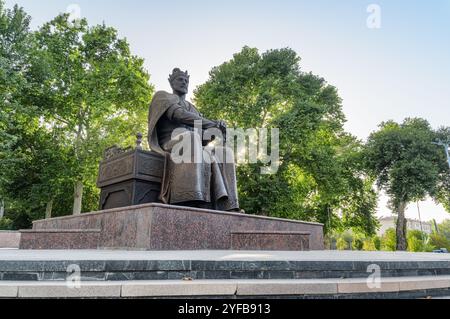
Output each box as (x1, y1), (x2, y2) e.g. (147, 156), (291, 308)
(431, 139), (449, 236)
(432, 140), (450, 169)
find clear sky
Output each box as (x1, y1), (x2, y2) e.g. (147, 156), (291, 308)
(5, 0), (450, 222)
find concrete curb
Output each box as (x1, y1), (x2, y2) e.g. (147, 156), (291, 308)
(0, 276), (449, 298)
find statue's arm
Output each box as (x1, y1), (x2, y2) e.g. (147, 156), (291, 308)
(167, 105), (218, 129)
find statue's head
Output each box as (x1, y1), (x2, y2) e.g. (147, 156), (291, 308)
(169, 68), (190, 96)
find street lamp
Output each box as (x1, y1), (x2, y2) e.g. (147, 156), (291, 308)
(432, 140), (450, 169)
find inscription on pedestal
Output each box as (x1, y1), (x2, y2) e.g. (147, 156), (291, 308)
(230, 231), (310, 251)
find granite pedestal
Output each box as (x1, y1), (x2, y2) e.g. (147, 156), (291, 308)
(19, 203), (324, 251)
(0, 231), (21, 249)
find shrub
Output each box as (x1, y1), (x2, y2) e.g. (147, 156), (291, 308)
(11, 212), (32, 230)
(407, 230), (434, 252)
(381, 228), (397, 251)
(429, 233), (450, 251)
(0, 217), (13, 230)
(362, 238), (377, 251)
(336, 237), (349, 250)
(407, 235), (423, 252)
(352, 237), (364, 250)
(373, 236), (381, 251)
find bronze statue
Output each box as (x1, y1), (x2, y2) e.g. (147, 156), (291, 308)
(147, 68), (240, 211)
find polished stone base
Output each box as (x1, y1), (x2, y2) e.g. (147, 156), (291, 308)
(0, 249), (450, 287)
(3, 250), (450, 281)
(19, 203), (324, 251)
(20, 230), (100, 250)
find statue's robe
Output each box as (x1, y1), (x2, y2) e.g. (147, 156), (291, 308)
(147, 91), (239, 211)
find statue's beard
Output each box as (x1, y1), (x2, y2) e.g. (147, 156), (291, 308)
(173, 87), (188, 95)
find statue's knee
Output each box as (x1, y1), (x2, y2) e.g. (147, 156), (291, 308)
(213, 146), (235, 163)
(179, 131), (202, 150)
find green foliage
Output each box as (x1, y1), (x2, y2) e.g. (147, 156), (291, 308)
(329, 228), (437, 252)
(381, 228), (397, 251)
(329, 230), (405, 252)
(194, 46), (378, 235)
(0, 217), (13, 230)
(407, 230), (426, 252)
(373, 236), (381, 251)
(336, 237), (349, 251)
(10, 211), (32, 230)
(429, 232), (450, 250)
(437, 219), (450, 241)
(433, 128), (450, 212)
(364, 118), (445, 249)
(349, 233), (378, 251)
(0, 1), (45, 226)
(362, 238), (377, 251)
(365, 119), (442, 204)
(423, 219), (450, 252)
(28, 14), (153, 212)
(1, 3), (153, 221)
(1, 127), (74, 220)
(0, 1), (32, 157)
(352, 235), (364, 251)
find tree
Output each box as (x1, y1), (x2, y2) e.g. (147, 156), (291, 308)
(364, 118), (443, 250)
(0, 1), (45, 223)
(1, 126), (73, 220)
(1, 4), (153, 222)
(194, 47), (378, 235)
(433, 127), (450, 212)
(22, 14), (153, 215)
(0, 0), (32, 165)
(436, 219), (450, 241)
(1, 3), (79, 222)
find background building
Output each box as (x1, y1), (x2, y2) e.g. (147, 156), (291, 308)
(377, 216), (433, 236)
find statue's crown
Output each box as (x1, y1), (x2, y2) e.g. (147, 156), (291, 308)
(168, 68), (189, 83)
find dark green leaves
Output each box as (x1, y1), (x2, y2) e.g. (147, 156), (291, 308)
(195, 46), (377, 235)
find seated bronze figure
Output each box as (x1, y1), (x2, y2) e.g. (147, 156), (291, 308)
(147, 68), (240, 212)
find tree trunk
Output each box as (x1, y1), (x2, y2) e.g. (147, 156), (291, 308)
(45, 200), (53, 219)
(72, 181), (83, 215)
(396, 201), (408, 251)
(0, 199), (4, 218)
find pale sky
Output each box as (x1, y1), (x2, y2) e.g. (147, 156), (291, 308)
(5, 0), (450, 222)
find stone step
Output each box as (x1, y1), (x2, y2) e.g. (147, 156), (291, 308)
(19, 229), (101, 250)
(2, 250), (450, 281)
(1, 276), (450, 298)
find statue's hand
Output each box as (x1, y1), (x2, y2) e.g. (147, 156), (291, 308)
(217, 120), (227, 143)
(217, 120), (227, 131)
